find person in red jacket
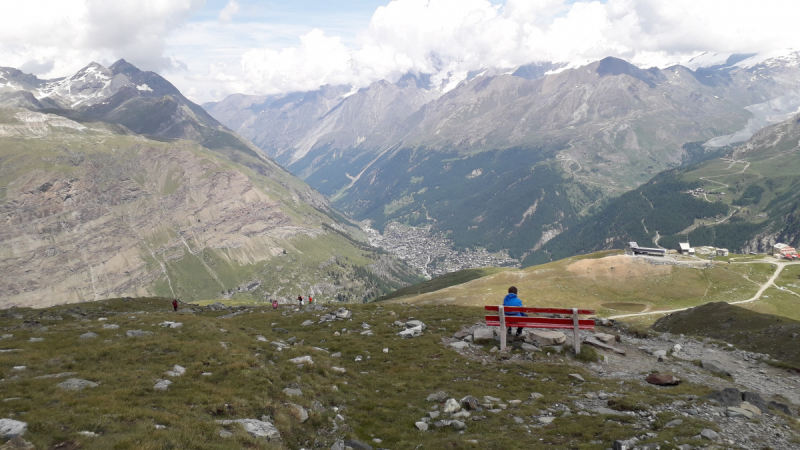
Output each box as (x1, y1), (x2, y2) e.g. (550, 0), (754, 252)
(172, 298), (178, 312)
(308, 295), (313, 305)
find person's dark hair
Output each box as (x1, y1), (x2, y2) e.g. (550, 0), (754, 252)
(508, 286), (517, 294)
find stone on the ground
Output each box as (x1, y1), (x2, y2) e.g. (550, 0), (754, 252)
(530, 330), (566, 346)
(415, 421), (428, 431)
(12, 366), (25, 371)
(256, 335), (267, 342)
(645, 373), (681, 386)
(102, 324), (119, 330)
(769, 401), (794, 416)
(652, 349), (667, 358)
(208, 302), (228, 311)
(153, 379), (172, 390)
(283, 388), (302, 397)
(460, 396), (479, 411)
(672, 344), (682, 353)
(706, 388), (741, 407)
(215, 419), (280, 441)
(427, 390), (448, 402)
(612, 438), (639, 450)
(521, 343), (541, 353)
(448, 341), (470, 350)
(0, 419), (27, 438)
(593, 333), (616, 344)
(165, 365), (186, 377)
(343, 439), (373, 450)
(664, 419), (683, 428)
(331, 366), (346, 374)
(405, 320), (426, 331)
(0, 436), (34, 450)
(443, 398), (462, 414)
(335, 308), (352, 320)
(727, 406), (753, 418)
(742, 392), (768, 413)
(289, 355), (313, 365)
(288, 403), (309, 423)
(28, 338), (43, 343)
(568, 373), (585, 382)
(57, 378), (98, 391)
(126, 330), (154, 338)
(700, 428), (719, 440)
(219, 430), (233, 438)
(484, 395), (501, 403)
(159, 321), (182, 329)
(529, 393), (544, 400)
(701, 358), (731, 377)
(79, 332), (98, 339)
(739, 401), (762, 416)
(538, 416), (555, 424)
(450, 420), (466, 430)
(301, 320), (314, 326)
(473, 327), (495, 341)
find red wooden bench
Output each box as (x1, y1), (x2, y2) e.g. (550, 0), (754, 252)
(484, 306), (595, 353)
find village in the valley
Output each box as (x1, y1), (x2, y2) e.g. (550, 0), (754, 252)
(363, 222), (519, 278)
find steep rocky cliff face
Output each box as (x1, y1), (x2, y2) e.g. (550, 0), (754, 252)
(0, 108), (421, 308)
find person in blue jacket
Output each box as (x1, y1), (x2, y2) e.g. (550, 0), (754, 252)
(502, 286), (525, 337)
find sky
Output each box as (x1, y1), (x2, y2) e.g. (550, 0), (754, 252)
(1, 0), (799, 103)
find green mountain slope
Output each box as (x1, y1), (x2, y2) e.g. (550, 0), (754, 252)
(0, 108), (421, 307)
(527, 114), (800, 265)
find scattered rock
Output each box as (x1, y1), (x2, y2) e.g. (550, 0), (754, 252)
(283, 388), (302, 397)
(165, 365), (186, 377)
(448, 341), (470, 350)
(652, 350), (667, 358)
(288, 403), (309, 423)
(592, 333), (616, 344)
(612, 438), (638, 450)
(769, 401), (794, 416)
(443, 398), (462, 414)
(742, 392), (768, 413)
(343, 439), (372, 450)
(701, 358), (731, 377)
(568, 373), (585, 382)
(700, 428), (719, 440)
(28, 338), (43, 343)
(159, 321), (182, 329)
(79, 332), (98, 339)
(153, 379), (172, 391)
(739, 401), (762, 417)
(426, 391), (448, 402)
(664, 419), (683, 428)
(706, 387), (741, 407)
(530, 330), (566, 346)
(0, 419), (27, 438)
(521, 343), (541, 353)
(484, 395), (501, 403)
(56, 378), (98, 391)
(460, 396), (479, 411)
(102, 324), (119, 330)
(219, 430), (233, 438)
(331, 366), (346, 374)
(473, 327), (496, 342)
(645, 373), (681, 386)
(126, 330), (154, 338)
(289, 355), (313, 365)
(538, 416), (555, 424)
(450, 420), (466, 430)
(415, 421), (428, 431)
(529, 393), (543, 400)
(215, 419), (281, 441)
(0, 436), (34, 450)
(256, 335), (267, 342)
(207, 302), (228, 311)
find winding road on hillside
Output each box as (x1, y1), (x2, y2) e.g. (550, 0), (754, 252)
(608, 259), (800, 320)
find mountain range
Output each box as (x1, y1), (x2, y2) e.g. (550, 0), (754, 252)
(0, 60), (421, 307)
(204, 51), (800, 261)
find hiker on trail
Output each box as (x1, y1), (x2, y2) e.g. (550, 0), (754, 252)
(172, 298), (178, 312)
(308, 295), (313, 305)
(503, 286), (526, 338)
(272, 300), (278, 309)
(297, 295), (303, 306)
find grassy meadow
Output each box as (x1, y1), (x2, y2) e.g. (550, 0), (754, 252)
(0, 297), (721, 450)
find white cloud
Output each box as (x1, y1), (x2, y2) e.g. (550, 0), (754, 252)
(0, 0), (203, 78)
(218, 0), (240, 23)
(229, 0), (800, 97)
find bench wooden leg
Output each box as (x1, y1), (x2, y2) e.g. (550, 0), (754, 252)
(572, 308), (580, 355)
(499, 306), (506, 352)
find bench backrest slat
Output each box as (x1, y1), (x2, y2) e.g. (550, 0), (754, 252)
(485, 315), (595, 329)
(484, 305), (595, 315)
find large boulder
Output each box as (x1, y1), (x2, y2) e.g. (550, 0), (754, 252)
(530, 331), (566, 346)
(645, 373), (681, 386)
(472, 327), (496, 342)
(288, 403), (309, 423)
(742, 392), (769, 413)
